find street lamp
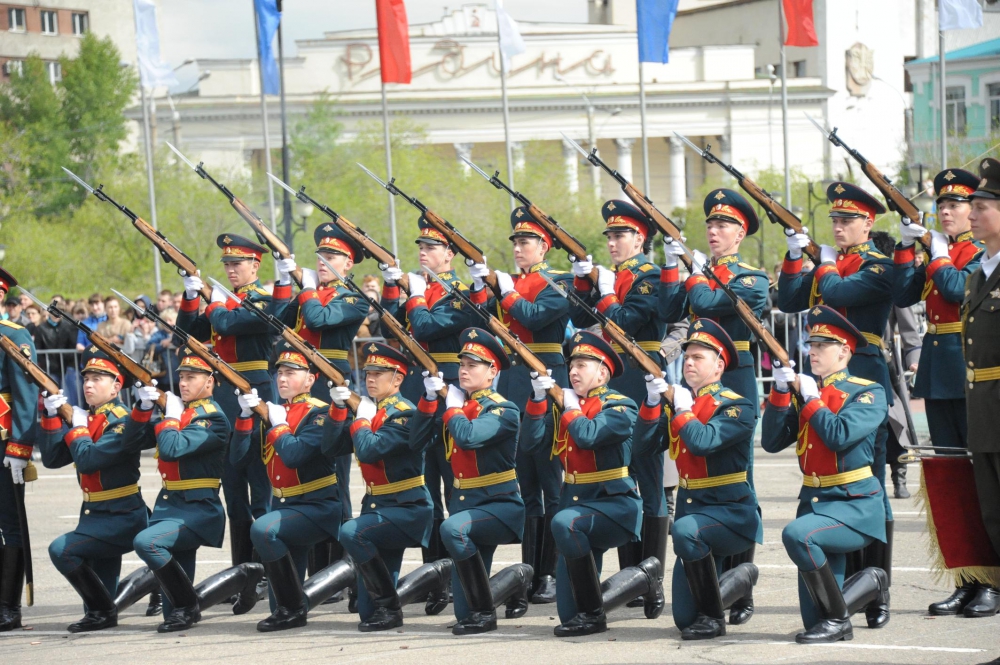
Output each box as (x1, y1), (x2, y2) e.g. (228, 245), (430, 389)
(293, 199), (314, 239)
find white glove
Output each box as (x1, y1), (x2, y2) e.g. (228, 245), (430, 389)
(266, 401), (288, 427)
(330, 386), (352, 407)
(238, 389), (260, 418)
(671, 384), (694, 413)
(773, 367), (796, 392)
(691, 250), (707, 276)
(663, 239), (685, 268)
(4, 457), (27, 485)
(930, 230), (949, 261)
(644, 373), (668, 406)
(469, 261), (490, 291)
(798, 374), (820, 402)
(898, 217), (927, 248)
(406, 272), (427, 298)
(43, 390), (67, 417)
(137, 384), (160, 410)
(71, 406), (89, 429)
(786, 232), (811, 260)
(381, 264), (403, 285)
(445, 384), (465, 410)
(495, 270), (515, 296)
(572, 255), (593, 278)
(183, 273), (204, 299)
(355, 396), (377, 421)
(276, 256), (297, 285)
(819, 244), (838, 265)
(597, 265), (616, 296)
(164, 391), (184, 420)
(561, 388), (581, 412)
(301, 268), (318, 289)
(530, 370), (556, 401)
(422, 370), (445, 401)
(210, 285), (228, 304)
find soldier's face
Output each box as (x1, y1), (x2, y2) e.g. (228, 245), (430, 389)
(458, 358), (496, 393)
(682, 346), (724, 391)
(969, 199), (1000, 246)
(606, 230), (644, 264)
(829, 215), (873, 249)
(705, 220), (745, 258)
(317, 252), (352, 283)
(365, 368), (402, 401)
(178, 371), (214, 403)
(808, 341), (850, 377)
(82, 372), (121, 408)
(418, 242), (453, 273)
(512, 237), (547, 271)
(224, 259), (259, 289)
(275, 366), (315, 401)
(569, 358), (609, 397)
(938, 200), (972, 236)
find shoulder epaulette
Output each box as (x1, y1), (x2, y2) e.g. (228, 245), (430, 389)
(605, 393), (627, 401)
(0, 320), (23, 330)
(394, 402), (412, 412)
(737, 262), (765, 273)
(453, 280), (469, 291)
(846, 377), (874, 386)
(638, 264), (654, 272)
(867, 251), (889, 260)
(200, 403), (218, 414)
(111, 405), (129, 419)
(720, 390), (742, 400)
(488, 392), (505, 404)
(307, 397), (328, 409)
(548, 269), (569, 275)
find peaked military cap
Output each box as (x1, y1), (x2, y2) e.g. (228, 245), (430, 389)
(0, 268), (17, 294)
(274, 341), (313, 371)
(80, 346), (124, 382)
(314, 222), (364, 262)
(414, 213), (449, 246)
(178, 347), (214, 374)
(217, 233), (266, 262)
(362, 341), (410, 374)
(567, 330), (623, 378)
(509, 206), (553, 245)
(683, 319), (739, 372)
(458, 327), (510, 371)
(971, 157), (1000, 201)
(704, 188), (759, 236)
(805, 305), (868, 352)
(826, 182), (886, 221)
(934, 168), (979, 203)
(601, 199), (654, 238)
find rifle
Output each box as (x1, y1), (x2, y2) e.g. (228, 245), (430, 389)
(61, 167), (213, 302)
(316, 255), (448, 401)
(21, 290), (168, 411)
(204, 278), (363, 412)
(672, 133), (823, 263)
(167, 143), (305, 288)
(357, 163), (503, 298)
(461, 157), (600, 285)
(113, 289), (271, 422)
(806, 115), (930, 249)
(0, 335), (72, 423)
(268, 172), (410, 292)
(561, 133), (695, 271)
(422, 270), (565, 408)
(538, 272), (675, 404)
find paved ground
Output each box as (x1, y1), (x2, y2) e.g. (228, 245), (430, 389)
(3, 438), (999, 665)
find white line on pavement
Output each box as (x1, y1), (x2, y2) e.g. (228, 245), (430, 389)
(720, 639), (983, 653)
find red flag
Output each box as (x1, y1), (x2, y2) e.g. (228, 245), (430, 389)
(376, 0), (411, 84)
(782, 0), (818, 47)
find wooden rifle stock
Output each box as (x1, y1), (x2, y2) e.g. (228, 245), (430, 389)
(131, 217), (213, 302)
(182, 337), (271, 421)
(736, 176), (822, 263)
(83, 332), (168, 411)
(619, 182), (696, 271)
(522, 203), (600, 284)
(272, 330), (362, 412)
(420, 209), (502, 298)
(328, 215), (409, 292)
(0, 336), (73, 423)
(860, 162), (931, 247)
(483, 318), (564, 409)
(230, 197), (305, 287)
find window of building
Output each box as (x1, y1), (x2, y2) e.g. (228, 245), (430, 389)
(989, 83), (1000, 132)
(41, 10), (58, 35)
(46, 61), (61, 84)
(72, 12), (88, 35)
(946, 86), (967, 137)
(792, 60), (806, 78)
(2, 60), (24, 78)
(8, 7), (26, 32)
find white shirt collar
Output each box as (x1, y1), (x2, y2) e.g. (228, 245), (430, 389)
(981, 250), (1000, 280)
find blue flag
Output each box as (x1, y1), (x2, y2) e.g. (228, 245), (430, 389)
(255, 0), (280, 95)
(637, 0), (680, 64)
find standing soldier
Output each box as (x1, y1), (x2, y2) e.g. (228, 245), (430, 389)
(466, 208), (572, 605)
(634, 320), (761, 640)
(778, 184), (895, 590)
(177, 235), (275, 574)
(379, 216), (477, 613)
(413, 328), (529, 634)
(570, 201), (668, 605)
(0, 268), (39, 632)
(958, 157), (1000, 618)
(38, 349), (147, 633)
(762, 306), (889, 643)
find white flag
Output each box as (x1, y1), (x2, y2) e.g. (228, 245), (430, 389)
(940, 0), (983, 30)
(133, 0), (177, 88)
(496, 0), (526, 72)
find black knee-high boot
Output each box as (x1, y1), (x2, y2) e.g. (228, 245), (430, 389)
(195, 562), (264, 615)
(601, 556), (663, 619)
(843, 566), (889, 629)
(355, 555), (403, 632)
(681, 553), (726, 640)
(65, 564), (118, 633)
(396, 559), (452, 611)
(0, 545), (25, 632)
(719, 562), (758, 625)
(726, 544), (756, 625)
(554, 553), (606, 637)
(452, 553), (496, 635)
(531, 514), (557, 604)
(152, 559), (201, 633)
(796, 562), (851, 644)
(303, 559), (356, 608)
(490, 563), (533, 619)
(257, 554), (308, 632)
(114, 566), (159, 614)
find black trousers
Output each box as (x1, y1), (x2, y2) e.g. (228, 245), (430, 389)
(972, 451), (1000, 560)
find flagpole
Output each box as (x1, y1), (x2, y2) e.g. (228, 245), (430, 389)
(939, 29), (947, 168)
(778, 0), (791, 208)
(139, 83), (162, 294)
(252, 0), (279, 280)
(497, 33), (516, 212)
(639, 60), (650, 194)
(381, 82), (398, 256)
(276, 0), (294, 252)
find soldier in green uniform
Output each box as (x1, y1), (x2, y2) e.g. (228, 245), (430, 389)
(0, 268), (39, 632)
(38, 349), (147, 632)
(762, 306), (890, 643)
(959, 157), (1000, 618)
(633, 320), (761, 640)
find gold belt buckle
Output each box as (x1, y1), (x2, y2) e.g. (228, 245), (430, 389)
(452, 478), (461, 488)
(565, 472), (575, 484)
(967, 368), (976, 382)
(161, 480), (168, 489)
(927, 323), (936, 334)
(679, 478), (688, 489)
(82, 490), (91, 501)
(811, 474), (821, 488)
(273, 487), (285, 498)
(366, 484), (373, 495)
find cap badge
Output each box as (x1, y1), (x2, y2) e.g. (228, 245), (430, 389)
(983, 160), (991, 170)
(515, 208), (523, 218)
(468, 330), (478, 339)
(944, 171), (956, 181)
(812, 307), (822, 315)
(606, 202), (615, 211)
(693, 321), (703, 330)
(368, 344), (378, 352)
(223, 235), (232, 244)
(324, 224), (333, 231)
(714, 191), (726, 200)
(573, 334), (582, 342)
(834, 184), (846, 194)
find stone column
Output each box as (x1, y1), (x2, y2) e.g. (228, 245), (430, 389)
(614, 138), (635, 184)
(562, 139), (580, 195)
(454, 143), (473, 174)
(668, 136), (687, 211)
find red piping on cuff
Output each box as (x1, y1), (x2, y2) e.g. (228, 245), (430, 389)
(685, 274), (709, 292)
(4, 442), (32, 459)
(595, 294), (619, 314)
(418, 397), (439, 415)
(266, 424), (292, 445)
(330, 405), (348, 422)
(670, 411), (698, 432)
(41, 415), (63, 431)
(573, 276), (592, 292)
(926, 257), (953, 280)
(442, 407), (464, 427)
(559, 409), (583, 432)
(660, 266), (679, 284)
(204, 301), (224, 317)
(500, 291), (522, 311)
(782, 256), (803, 276)
(235, 416), (255, 433)
(526, 397), (549, 417)
(297, 289), (317, 305)
(801, 398), (827, 423)
(382, 284), (400, 301)
(180, 295), (200, 313)
(768, 389), (792, 408)
(349, 419), (371, 437)
(406, 296), (428, 313)
(639, 401), (663, 421)
(131, 406), (153, 423)
(154, 419), (181, 436)
(65, 426), (90, 446)
(894, 245), (916, 265)
(272, 283), (293, 301)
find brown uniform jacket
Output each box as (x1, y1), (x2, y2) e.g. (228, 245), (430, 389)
(962, 264), (1000, 453)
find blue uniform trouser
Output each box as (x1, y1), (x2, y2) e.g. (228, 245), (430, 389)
(49, 531), (131, 601)
(782, 514), (874, 629)
(425, 439), (453, 521)
(517, 449), (563, 517)
(250, 509), (329, 569)
(216, 380), (273, 522)
(874, 416), (893, 519)
(551, 506), (634, 622)
(925, 398), (968, 451)
(612, 358), (668, 517)
(0, 471), (22, 547)
(335, 455), (353, 521)
(340, 513), (422, 622)
(440, 509), (518, 621)
(133, 520), (206, 618)
(671, 514), (756, 629)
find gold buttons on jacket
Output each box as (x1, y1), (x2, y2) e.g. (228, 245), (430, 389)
(812, 497), (819, 503)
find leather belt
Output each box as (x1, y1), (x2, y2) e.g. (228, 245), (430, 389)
(564, 467), (629, 485)
(430, 353), (460, 364)
(967, 365), (1000, 383)
(366, 474), (425, 496)
(161, 478), (221, 491)
(611, 341), (662, 354)
(454, 469), (516, 489)
(83, 483), (140, 502)
(861, 333), (883, 349)
(272, 473), (337, 498)
(927, 322), (962, 335)
(679, 471), (747, 490)
(802, 467), (872, 488)
(525, 343), (564, 354)
(318, 349), (349, 361)
(229, 361), (270, 372)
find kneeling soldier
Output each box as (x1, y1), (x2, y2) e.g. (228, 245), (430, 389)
(762, 306), (889, 643)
